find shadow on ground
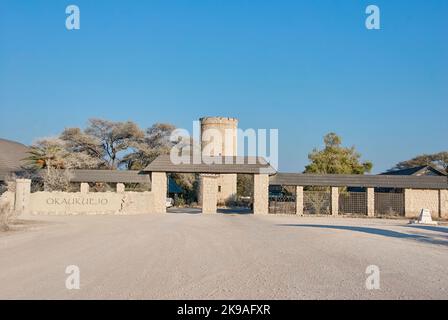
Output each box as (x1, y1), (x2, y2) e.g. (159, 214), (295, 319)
(404, 224), (448, 234)
(167, 208), (201, 214)
(218, 208), (252, 215)
(167, 207), (252, 215)
(277, 224), (448, 246)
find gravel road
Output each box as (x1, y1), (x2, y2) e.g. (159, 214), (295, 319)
(0, 213), (447, 299)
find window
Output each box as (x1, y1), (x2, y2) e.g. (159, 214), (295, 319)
(218, 186), (222, 192)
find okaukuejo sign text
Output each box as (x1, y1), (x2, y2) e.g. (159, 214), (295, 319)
(46, 197), (109, 206)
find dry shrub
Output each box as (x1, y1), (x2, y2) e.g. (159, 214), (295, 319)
(305, 191), (330, 215)
(0, 201), (13, 231)
(42, 168), (73, 191)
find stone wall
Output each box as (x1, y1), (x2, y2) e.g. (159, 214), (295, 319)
(11, 179), (156, 215)
(404, 189), (442, 218)
(29, 191), (154, 215)
(440, 190), (448, 219)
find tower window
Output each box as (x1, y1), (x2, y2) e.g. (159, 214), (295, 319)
(218, 186), (222, 192)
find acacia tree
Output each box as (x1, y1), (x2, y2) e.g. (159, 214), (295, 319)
(392, 152), (448, 173)
(120, 123), (177, 170)
(83, 119), (145, 169)
(304, 133), (372, 174)
(60, 127), (105, 162)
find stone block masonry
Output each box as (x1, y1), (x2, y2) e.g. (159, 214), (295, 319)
(15, 179), (31, 214)
(253, 174), (269, 214)
(152, 172), (167, 213)
(331, 187), (339, 216)
(367, 187), (375, 217)
(295, 186), (304, 215)
(200, 174), (219, 214)
(405, 189), (440, 218)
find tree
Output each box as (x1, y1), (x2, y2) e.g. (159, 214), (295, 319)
(237, 174), (253, 197)
(392, 152), (448, 173)
(84, 119), (145, 169)
(60, 119), (145, 169)
(120, 123), (177, 170)
(26, 138), (102, 170)
(304, 133), (373, 174)
(60, 127), (105, 162)
(25, 139), (67, 170)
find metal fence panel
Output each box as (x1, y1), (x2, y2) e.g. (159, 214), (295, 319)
(339, 192), (367, 215)
(374, 192), (404, 216)
(269, 195), (296, 214)
(304, 191), (331, 215)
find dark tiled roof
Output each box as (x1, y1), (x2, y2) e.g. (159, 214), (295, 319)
(0, 138), (29, 181)
(68, 170), (151, 184)
(144, 155), (277, 175)
(380, 165), (447, 177)
(270, 173), (448, 189)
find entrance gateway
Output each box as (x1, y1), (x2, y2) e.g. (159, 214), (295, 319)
(143, 155), (277, 214)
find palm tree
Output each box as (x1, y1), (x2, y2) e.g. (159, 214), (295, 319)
(25, 144), (66, 171)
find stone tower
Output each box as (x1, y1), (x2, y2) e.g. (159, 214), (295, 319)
(199, 116), (238, 205)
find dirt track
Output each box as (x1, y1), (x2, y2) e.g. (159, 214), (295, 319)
(0, 213), (447, 299)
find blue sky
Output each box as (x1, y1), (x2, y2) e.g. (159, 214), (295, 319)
(0, 0), (447, 173)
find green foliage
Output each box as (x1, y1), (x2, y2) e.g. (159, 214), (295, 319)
(237, 174), (253, 197)
(304, 132), (373, 174)
(120, 123), (176, 170)
(170, 173), (199, 204)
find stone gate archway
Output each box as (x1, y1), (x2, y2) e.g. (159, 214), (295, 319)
(144, 155), (276, 214)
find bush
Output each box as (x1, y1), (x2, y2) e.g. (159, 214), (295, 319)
(41, 168), (73, 192)
(0, 202), (12, 231)
(174, 197), (186, 207)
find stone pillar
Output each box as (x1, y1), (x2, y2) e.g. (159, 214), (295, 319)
(295, 186), (304, 216)
(151, 172), (167, 213)
(367, 187), (375, 217)
(80, 183), (89, 194)
(15, 179), (31, 215)
(331, 187), (339, 216)
(404, 189), (413, 218)
(200, 174), (218, 214)
(253, 174), (269, 214)
(439, 189), (448, 219)
(116, 183), (125, 193)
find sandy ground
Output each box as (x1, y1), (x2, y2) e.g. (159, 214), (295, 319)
(0, 212), (447, 300)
